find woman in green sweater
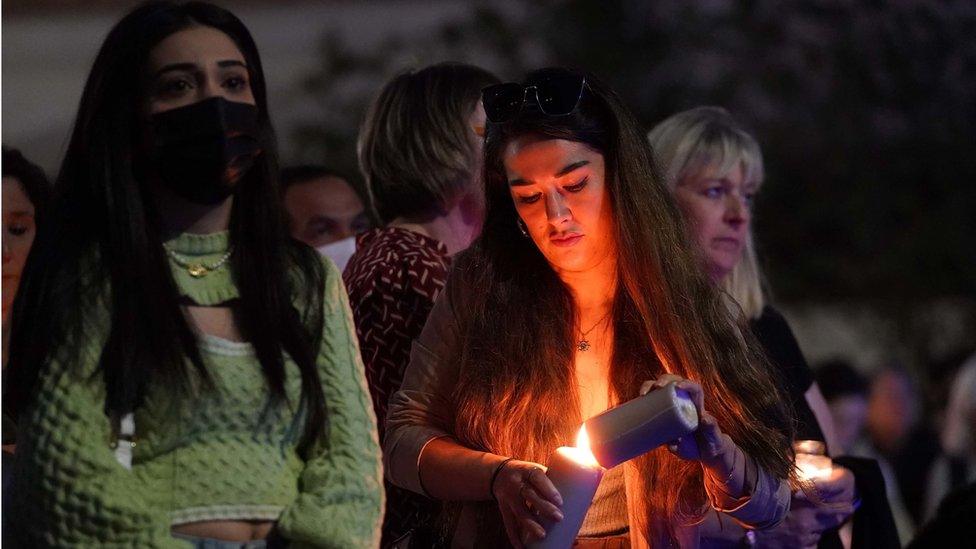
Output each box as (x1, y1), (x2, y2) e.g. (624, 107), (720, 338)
(3, 2), (382, 547)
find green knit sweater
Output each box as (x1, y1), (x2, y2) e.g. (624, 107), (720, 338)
(10, 231), (383, 548)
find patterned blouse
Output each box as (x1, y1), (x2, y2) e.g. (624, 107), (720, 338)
(343, 226), (450, 544)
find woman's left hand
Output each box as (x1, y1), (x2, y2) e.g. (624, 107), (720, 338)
(757, 466), (857, 548)
(639, 374), (736, 475)
(795, 465), (857, 528)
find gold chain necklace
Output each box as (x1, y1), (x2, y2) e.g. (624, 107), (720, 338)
(163, 245), (234, 278)
(577, 310), (611, 352)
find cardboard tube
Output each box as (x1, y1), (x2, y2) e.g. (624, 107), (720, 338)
(584, 382), (699, 468)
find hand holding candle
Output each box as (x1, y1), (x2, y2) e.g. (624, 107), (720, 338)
(490, 457), (565, 548)
(528, 427), (605, 549)
(793, 440), (833, 481)
(633, 376), (745, 492)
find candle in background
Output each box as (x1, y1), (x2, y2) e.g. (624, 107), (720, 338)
(584, 381), (699, 468)
(529, 427), (605, 549)
(793, 440), (833, 481)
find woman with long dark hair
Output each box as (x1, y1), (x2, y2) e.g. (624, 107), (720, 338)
(4, 2), (381, 547)
(2, 146), (53, 366)
(384, 68), (796, 548)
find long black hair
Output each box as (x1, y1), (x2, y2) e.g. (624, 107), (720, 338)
(4, 1), (327, 454)
(452, 68), (795, 543)
(2, 146), (53, 225)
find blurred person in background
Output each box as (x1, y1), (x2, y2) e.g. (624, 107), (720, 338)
(3, 2), (381, 546)
(923, 353), (976, 520)
(866, 365), (941, 526)
(815, 359), (869, 454)
(649, 107), (875, 548)
(2, 145), (53, 541)
(2, 146), (53, 365)
(343, 61), (499, 547)
(281, 164), (370, 271)
(816, 359), (915, 542)
(906, 482), (976, 549)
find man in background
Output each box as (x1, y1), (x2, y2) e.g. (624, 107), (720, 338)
(281, 165), (370, 270)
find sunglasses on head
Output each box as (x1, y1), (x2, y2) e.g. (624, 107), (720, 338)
(481, 75), (587, 124)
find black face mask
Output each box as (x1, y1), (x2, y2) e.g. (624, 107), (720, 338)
(148, 97), (263, 205)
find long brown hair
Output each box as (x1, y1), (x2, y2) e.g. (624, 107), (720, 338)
(451, 68), (795, 544)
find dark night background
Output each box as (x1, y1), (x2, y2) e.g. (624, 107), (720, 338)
(4, 0), (975, 393)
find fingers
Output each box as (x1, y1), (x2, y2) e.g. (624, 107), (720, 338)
(640, 376), (677, 395)
(499, 484), (546, 548)
(521, 482), (564, 523)
(510, 481), (548, 545)
(518, 511), (546, 545)
(638, 376), (705, 414)
(667, 411), (731, 465)
(814, 505), (855, 529)
(500, 508), (523, 549)
(667, 435), (701, 460)
(694, 412), (727, 460)
(674, 379), (705, 413)
(801, 534), (822, 549)
(640, 374), (701, 397)
(494, 462), (560, 547)
(526, 467), (563, 508)
(814, 466), (856, 502)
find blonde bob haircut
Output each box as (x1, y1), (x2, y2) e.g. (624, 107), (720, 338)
(357, 62), (499, 224)
(648, 106), (767, 319)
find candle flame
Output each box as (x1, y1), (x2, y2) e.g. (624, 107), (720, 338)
(795, 452), (833, 481)
(571, 426), (600, 468)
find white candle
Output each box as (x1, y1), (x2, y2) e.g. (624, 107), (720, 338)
(793, 440), (833, 481)
(794, 440), (826, 456)
(530, 428), (605, 549)
(584, 381), (699, 468)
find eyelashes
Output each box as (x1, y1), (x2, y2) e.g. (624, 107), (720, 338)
(564, 177), (588, 193)
(155, 73), (250, 98)
(516, 177), (589, 204)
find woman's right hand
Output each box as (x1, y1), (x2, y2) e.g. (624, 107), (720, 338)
(491, 458), (564, 548)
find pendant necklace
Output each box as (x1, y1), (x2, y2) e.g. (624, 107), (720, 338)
(164, 245), (234, 278)
(577, 310), (611, 352)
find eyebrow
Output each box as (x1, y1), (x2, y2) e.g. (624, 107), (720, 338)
(153, 59), (247, 78)
(509, 160), (590, 186)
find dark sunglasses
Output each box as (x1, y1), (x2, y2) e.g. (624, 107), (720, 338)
(482, 75), (587, 123)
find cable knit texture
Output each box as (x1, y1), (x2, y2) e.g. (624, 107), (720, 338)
(11, 231), (383, 548)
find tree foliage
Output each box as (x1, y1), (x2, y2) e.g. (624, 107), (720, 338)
(297, 0), (976, 309)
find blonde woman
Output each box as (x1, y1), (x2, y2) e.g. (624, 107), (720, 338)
(650, 107), (862, 548)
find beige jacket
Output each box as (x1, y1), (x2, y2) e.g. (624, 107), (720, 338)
(384, 274), (790, 548)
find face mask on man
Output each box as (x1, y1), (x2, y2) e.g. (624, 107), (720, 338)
(148, 97), (262, 205)
(316, 236), (357, 273)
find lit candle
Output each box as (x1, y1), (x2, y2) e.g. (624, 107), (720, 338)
(530, 427), (605, 549)
(793, 440), (833, 481)
(584, 381), (700, 468)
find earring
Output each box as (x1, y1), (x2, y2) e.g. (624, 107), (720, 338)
(516, 218), (529, 237)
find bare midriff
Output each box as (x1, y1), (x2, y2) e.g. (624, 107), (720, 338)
(172, 520), (274, 542)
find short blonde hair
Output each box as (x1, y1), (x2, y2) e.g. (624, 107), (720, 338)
(648, 106), (767, 319)
(357, 62), (499, 224)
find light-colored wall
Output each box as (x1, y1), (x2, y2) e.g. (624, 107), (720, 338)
(1, 0), (474, 174)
